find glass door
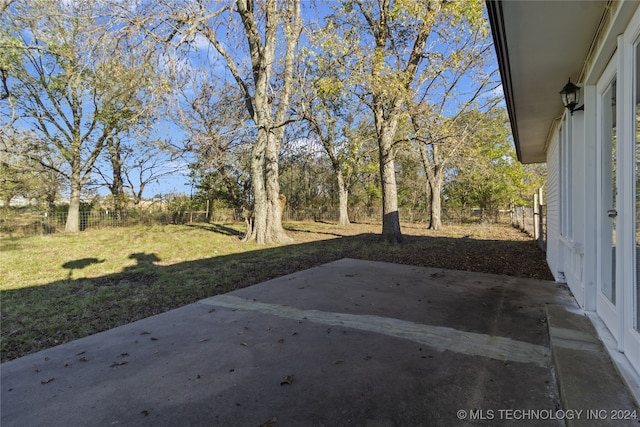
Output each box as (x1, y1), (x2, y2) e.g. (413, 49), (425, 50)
(623, 26), (640, 376)
(635, 41), (640, 333)
(597, 55), (620, 339)
(601, 79), (617, 304)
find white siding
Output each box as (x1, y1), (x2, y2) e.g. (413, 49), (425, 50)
(562, 112), (586, 306)
(546, 132), (564, 282)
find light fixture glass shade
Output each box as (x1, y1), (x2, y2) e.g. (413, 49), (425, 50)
(560, 78), (580, 111)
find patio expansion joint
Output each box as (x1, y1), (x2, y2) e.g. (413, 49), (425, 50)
(200, 294), (551, 368)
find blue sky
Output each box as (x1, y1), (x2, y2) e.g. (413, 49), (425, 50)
(141, 1), (502, 200)
(6, 1), (501, 202)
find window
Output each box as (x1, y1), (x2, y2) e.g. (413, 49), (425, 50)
(559, 117), (573, 240)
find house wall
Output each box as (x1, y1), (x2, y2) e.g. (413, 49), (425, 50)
(547, 111), (587, 305)
(547, 1), (640, 377)
(560, 112), (586, 307)
(545, 131), (562, 283)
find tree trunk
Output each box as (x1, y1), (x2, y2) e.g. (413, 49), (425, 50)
(107, 138), (125, 213)
(132, 189), (142, 207)
(46, 194), (56, 213)
(429, 176), (443, 230)
(419, 143), (446, 231)
(232, 0), (298, 245)
(359, 1), (438, 243)
(65, 174), (81, 232)
(3, 195), (11, 211)
(244, 132), (267, 243)
(336, 169), (350, 226)
(45, 174), (57, 213)
(378, 130), (403, 243)
(264, 132), (292, 243)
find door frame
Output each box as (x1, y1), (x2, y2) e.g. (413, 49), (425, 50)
(595, 51), (621, 343)
(621, 6), (640, 375)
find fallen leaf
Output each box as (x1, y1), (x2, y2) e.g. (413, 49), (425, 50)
(280, 375), (294, 386)
(260, 417), (277, 427)
(110, 361), (128, 367)
(332, 359), (343, 365)
(40, 378), (55, 384)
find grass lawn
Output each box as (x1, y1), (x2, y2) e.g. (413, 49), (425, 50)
(0, 221), (551, 362)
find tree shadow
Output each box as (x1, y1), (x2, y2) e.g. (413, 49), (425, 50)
(283, 225), (347, 238)
(1, 228), (552, 362)
(0, 241), (20, 251)
(126, 253), (160, 269)
(62, 258), (105, 280)
(186, 223), (243, 237)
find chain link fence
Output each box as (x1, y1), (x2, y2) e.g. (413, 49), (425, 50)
(511, 190), (546, 251)
(0, 209), (241, 238)
(284, 206), (511, 225)
(3, 205), (514, 238)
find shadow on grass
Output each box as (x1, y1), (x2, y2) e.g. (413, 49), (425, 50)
(62, 258), (105, 270)
(62, 258), (106, 280)
(283, 224), (347, 238)
(0, 241), (20, 251)
(1, 229), (552, 362)
(186, 223), (243, 237)
(126, 253), (160, 268)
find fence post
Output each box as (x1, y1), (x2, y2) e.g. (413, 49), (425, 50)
(533, 194), (539, 240)
(509, 200), (514, 226)
(537, 187), (545, 250)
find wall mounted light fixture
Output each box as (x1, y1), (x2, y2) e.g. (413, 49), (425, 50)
(559, 78), (584, 115)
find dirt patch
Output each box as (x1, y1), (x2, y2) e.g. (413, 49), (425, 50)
(285, 222), (552, 280)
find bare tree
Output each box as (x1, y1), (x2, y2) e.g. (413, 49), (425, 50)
(3, 1), (109, 231)
(170, 60), (253, 214)
(2, 1), (166, 231)
(408, 15), (500, 229)
(124, 146), (179, 207)
(0, 130), (66, 211)
(153, 0), (302, 244)
(93, 135), (177, 209)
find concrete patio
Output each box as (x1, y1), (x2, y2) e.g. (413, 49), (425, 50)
(1, 259), (638, 426)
